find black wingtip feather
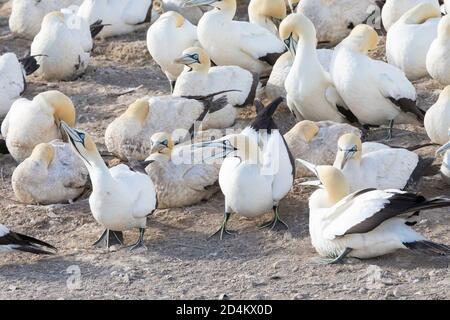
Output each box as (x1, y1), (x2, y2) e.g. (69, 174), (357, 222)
(239, 73), (260, 108)
(250, 97), (284, 132)
(1, 230), (57, 255)
(90, 20), (106, 39)
(19, 54), (41, 76)
(0, 139), (9, 155)
(404, 240), (450, 256)
(404, 156), (435, 191)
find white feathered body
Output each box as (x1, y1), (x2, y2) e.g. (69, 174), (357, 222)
(382, 0), (440, 31)
(426, 18), (450, 85)
(0, 53), (25, 119)
(424, 89), (450, 144)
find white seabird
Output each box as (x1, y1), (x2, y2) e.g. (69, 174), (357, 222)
(424, 86), (450, 145)
(184, 0), (286, 75)
(248, 0), (286, 36)
(152, 0), (205, 25)
(61, 122), (157, 250)
(426, 15), (450, 85)
(0, 223), (56, 255)
(308, 165), (450, 264)
(192, 98), (294, 239)
(382, 0), (441, 31)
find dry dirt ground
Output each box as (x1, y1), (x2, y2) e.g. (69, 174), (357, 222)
(0, 0), (449, 300)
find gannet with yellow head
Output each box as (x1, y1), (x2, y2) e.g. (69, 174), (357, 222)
(12, 140), (88, 205)
(61, 122), (157, 250)
(281, 13), (357, 123)
(248, 0), (286, 36)
(387, 3), (442, 80)
(382, 0), (441, 31)
(307, 165), (450, 264)
(1, 90), (76, 162)
(331, 25), (423, 139)
(0, 223), (56, 255)
(147, 11), (198, 91)
(427, 15), (450, 85)
(184, 0), (286, 75)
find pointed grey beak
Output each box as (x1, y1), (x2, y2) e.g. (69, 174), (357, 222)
(437, 141), (450, 156)
(191, 139), (236, 160)
(340, 151), (354, 170)
(174, 54), (197, 66)
(60, 121), (83, 144)
(183, 0), (216, 8)
(283, 34), (297, 57)
(296, 158), (318, 177)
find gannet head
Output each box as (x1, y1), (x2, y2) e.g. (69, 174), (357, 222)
(287, 0), (300, 13)
(60, 122), (100, 166)
(42, 11), (65, 26)
(437, 15), (450, 39)
(122, 99), (150, 126)
(159, 11), (185, 28)
(316, 165), (350, 204)
(249, 0), (286, 20)
(400, 3), (441, 25)
(293, 120), (319, 143)
(174, 47), (211, 72)
(29, 143), (55, 168)
(150, 132), (174, 155)
(335, 133), (362, 170)
(184, 0), (236, 13)
(279, 13), (316, 56)
(37, 90), (76, 127)
(342, 24), (378, 54)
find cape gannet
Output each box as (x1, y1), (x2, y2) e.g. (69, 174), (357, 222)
(147, 11), (198, 91)
(425, 86), (450, 144)
(426, 15), (450, 85)
(331, 25), (423, 139)
(12, 141), (88, 205)
(295, 0), (381, 46)
(105, 92), (229, 161)
(436, 130), (450, 184)
(0, 223), (56, 255)
(174, 47), (259, 109)
(382, 0), (441, 31)
(281, 13), (358, 123)
(248, 0), (286, 36)
(152, 0), (205, 25)
(142, 132), (220, 208)
(9, 0), (83, 39)
(333, 133), (432, 192)
(77, 0), (156, 38)
(61, 122), (157, 250)
(308, 165), (450, 264)
(386, 3), (441, 80)
(192, 98), (294, 239)
(184, 0), (286, 75)
(0, 53), (39, 119)
(30, 11), (95, 81)
(1, 90), (76, 163)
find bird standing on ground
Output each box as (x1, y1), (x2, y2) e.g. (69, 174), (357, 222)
(0, 223), (56, 255)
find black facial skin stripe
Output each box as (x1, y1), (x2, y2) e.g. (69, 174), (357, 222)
(68, 134), (91, 166)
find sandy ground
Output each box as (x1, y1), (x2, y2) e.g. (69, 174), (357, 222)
(0, 0), (449, 300)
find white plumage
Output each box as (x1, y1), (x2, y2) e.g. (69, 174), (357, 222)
(248, 0), (286, 36)
(382, 0), (440, 31)
(426, 15), (450, 85)
(424, 86), (450, 144)
(0, 53), (27, 119)
(153, 0), (205, 25)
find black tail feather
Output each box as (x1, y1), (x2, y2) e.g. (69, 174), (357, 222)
(1, 230), (56, 255)
(405, 156), (435, 191)
(90, 20), (107, 39)
(19, 54), (44, 76)
(0, 139), (9, 155)
(250, 97), (284, 132)
(404, 240), (450, 256)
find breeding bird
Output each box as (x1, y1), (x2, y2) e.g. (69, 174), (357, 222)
(382, 0), (441, 31)
(143, 132), (221, 208)
(8, 0), (83, 39)
(424, 86), (450, 144)
(147, 11), (198, 91)
(436, 129), (450, 184)
(192, 98), (294, 239)
(30, 11), (95, 81)
(307, 165), (450, 264)
(248, 0), (286, 36)
(77, 0), (156, 38)
(12, 141), (88, 205)
(332, 133), (433, 192)
(331, 25), (423, 139)
(281, 13), (357, 123)
(184, 0), (286, 76)
(152, 0), (205, 25)
(174, 47), (259, 110)
(426, 15), (450, 85)
(386, 3), (441, 80)
(61, 123), (157, 250)
(1, 90), (76, 163)
(0, 52), (40, 119)
(0, 223), (56, 255)
(105, 92), (229, 161)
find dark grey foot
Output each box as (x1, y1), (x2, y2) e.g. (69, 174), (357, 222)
(92, 229), (124, 248)
(208, 212), (235, 240)
(259, 206), (289, 231)
(309, 248), (353, 265)
(127, 228), (147, 251)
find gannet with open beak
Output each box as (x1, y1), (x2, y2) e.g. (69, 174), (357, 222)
(30, 11), (93, 81)
(0, 53), (39, 119)
(77, 0), (156, 38)
(427, 15), (450, 85)
(184, 0), (286, 75)
(331, 25), (423, 139)
(1, 90), (76, 163)
(333, 133), (432, 192)
(152, 0), (205, 25)
(282, 13), (357, 123)
(386, 3), (441, 80)
(382, 0), (441, 31)
(174, 47), (259, 110)
(105, 92), (229, 161)
(248, 0), (286, 36)
(192, 98), (294, 239)
(425, 86), (450, 144)
(147, 11), (198, 91)
(0, 223), (56, 255)
(12, 141), (88, 205)
(61, 123), (157, 250)
(436, 129), (450, 184)
(143, 132), (221, 208)
(307, 165), (450, 263)
(8, 0), (83, 39)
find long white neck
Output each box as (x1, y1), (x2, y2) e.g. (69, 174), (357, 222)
(83, 153), (113, 191)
